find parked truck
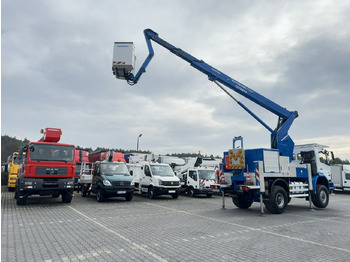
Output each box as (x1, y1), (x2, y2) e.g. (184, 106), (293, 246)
(176, 157), (219, 197)
(7, 152), (25, 191)
(112, 29), (334, 214)
(74, 149), (89, 191)
(15, 128), (76, 205)
(127, 156), (181, 199)
(80, 151), (134, 202)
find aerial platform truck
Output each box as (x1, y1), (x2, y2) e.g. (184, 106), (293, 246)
(15, 128), (76, 205)
(112, 29), (334, 214)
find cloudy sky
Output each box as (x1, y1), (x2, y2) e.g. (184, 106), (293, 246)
(2, 0), (350, 160)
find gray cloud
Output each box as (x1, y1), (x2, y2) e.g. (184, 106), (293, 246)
(2, 0), (350, 160)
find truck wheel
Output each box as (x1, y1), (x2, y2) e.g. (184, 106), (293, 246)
(264, 185), (288, 214)
(206, 193), (213, 198)
(312, 185), (329, 208)
(81, 186), (87, 197)
(232, 195), (252, 209)
(171, 192), (179, 199)
(62, 192), (72, 203)
(96, 188), (105, 202)
(148, 187), (156, 199)
(16, 194), (26, 205)
(52, 194), (60, 198)
(125, 192), (133, 201)
(188, 187), (196, 197)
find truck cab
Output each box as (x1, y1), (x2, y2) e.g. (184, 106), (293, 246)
(179, 168), (218, 197)
(293, 144), (333, 180)
(128, 162), (181, 199)
(91, 160), (134, 202)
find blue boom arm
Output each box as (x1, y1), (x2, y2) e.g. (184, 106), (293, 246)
(120, 29), (298, 160)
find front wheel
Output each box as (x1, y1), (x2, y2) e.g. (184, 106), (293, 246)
(96, 188), (105, 202)
(171, 192), (179, 199)
(188, 187), (195, 197)
(264, 185), (288, 214)
(62, 192), (72, 203)
(312, 185), (329, 208)
(148, 187), (156, 199)
(125, 192), (133, 201)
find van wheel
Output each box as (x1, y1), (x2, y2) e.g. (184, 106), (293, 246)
(312, 185), (329, 208)
(148, 187), (156, 199)
(125, 192), (133, 201)
(206, 193), (213, 198)
(96, 188), (105, 202)
(171, 192), (179, 199)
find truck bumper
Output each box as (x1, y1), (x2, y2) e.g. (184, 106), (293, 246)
(154, 186), (180, 196)
(17, 177), (74, 196)
(100, 186), (134, 197)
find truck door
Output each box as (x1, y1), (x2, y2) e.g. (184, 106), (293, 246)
(188, 170), (198, 188)
(342, 165), (350, 188)
(91, 164), (100, 192)
(142, 164), (152, 190)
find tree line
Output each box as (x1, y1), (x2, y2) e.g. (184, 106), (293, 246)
(1, 135), (218, 162)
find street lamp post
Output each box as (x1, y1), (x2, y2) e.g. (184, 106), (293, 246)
(137, 134), (142, 152)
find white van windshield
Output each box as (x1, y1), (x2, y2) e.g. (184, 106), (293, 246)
(150, 165), (175, 177)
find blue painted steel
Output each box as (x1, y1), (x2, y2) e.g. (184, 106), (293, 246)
(126, 29), (298, 159)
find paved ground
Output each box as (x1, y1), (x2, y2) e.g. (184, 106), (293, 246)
(1, 187), (350, 262)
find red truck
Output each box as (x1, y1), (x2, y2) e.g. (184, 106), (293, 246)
(15, 128), (76, 205)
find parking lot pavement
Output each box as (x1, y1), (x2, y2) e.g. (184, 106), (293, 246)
(2, 187), (350, 262)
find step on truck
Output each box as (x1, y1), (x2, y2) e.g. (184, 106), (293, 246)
(81, 151), (134, 202)
(112, 29), (334, 213)
(127, 154), (181, 199)
(15, 128), (76, 205)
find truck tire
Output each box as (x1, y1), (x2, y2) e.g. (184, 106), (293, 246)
(96, 188), (105, 202)
(232, 195), (252, 209)
(148, 187), (156, 199)
(312, 184), (329, 208)
(125, 192), (133, 201)
(16, 196), (26, 205)
(206, 193), (213, 198)
(62, 192), (72, 203)
(188, 187), (196, 197)
(264, 185), (288, 214)
(81, 186), (87, 197)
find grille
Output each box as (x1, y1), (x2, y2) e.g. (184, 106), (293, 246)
(111, 181), (131, 186)
(162, 181), (179, 186)
(36, 167), (68, 175)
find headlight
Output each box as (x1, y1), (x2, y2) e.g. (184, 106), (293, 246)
(103, 179), (112, 186)
(158, 179), (163, 185)
(130, 180), (135, 186)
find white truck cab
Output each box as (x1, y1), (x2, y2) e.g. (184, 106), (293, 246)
(178, 167), (218, 197)
(293, 144), (333, 180)
(127, 161), (181, 199)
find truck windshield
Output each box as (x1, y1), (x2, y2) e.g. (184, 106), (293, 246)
(30, 144), (74, 162)
(150, 165), (175, 177)
(101, 163), (129, 175)
(198, 170), (216, 180)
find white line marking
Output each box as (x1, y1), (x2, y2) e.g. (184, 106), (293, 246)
(146, 202), (350, 254)
(68, 206), (168, 262)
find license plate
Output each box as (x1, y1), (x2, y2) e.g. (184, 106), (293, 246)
(117, 191), (126, 194)
(168, 190), (176, 193)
